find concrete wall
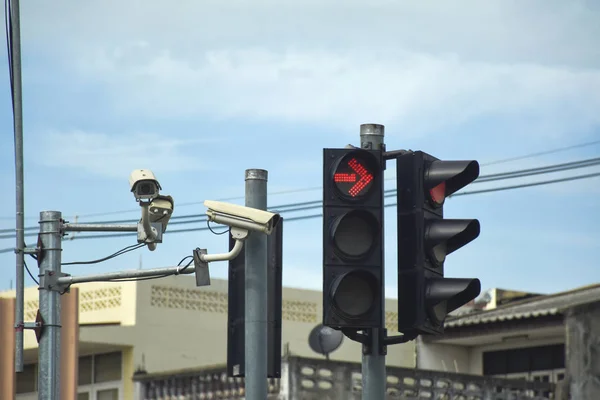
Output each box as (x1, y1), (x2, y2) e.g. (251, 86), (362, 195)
(134, 355), (556, 400)
(565, 301), (600, 400)
(416, 338), (471, 374)
(129, 276), (415, 374)
(3, 275), (416, 400)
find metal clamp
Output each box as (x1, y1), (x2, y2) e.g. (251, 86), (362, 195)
(39, 270), (71, 292)
(342, 327), (418, 355)
(137, 221), (164, 244)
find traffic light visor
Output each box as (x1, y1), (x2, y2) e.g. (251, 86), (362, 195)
(426, 278), (481, 323)
(426, 160), (479, 198)
(331, 270), (378, 318)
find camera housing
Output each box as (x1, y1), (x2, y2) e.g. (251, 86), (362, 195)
(129, 169), (162, 201)
(148, 195), (174, 233)
(204, 200), (280, 235)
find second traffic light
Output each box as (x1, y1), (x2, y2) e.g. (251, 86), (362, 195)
(396, 151), (481, 336)
(322, 148), (384, 329)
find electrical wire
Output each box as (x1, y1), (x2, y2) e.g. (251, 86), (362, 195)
(2, 155), (599, 236)
(61, 243), (145, 265)
(207, 220), (229, 235)
(5, 0), (14, 115)
(480, 139), (600, 167)
(2, 138), (597, 223)
(24, 259), (38, 285)
(0, 165), (598, 251)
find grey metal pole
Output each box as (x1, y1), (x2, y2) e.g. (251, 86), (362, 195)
(38, 211), (62, 400)
(244, 169), (269, 400)
(62, 223), (138, 232)
(10, 0), (26, 373)
(359, 124), (386, 400)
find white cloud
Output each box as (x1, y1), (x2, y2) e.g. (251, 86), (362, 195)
(70, 47), (600, 138)
(21, 0), (600, 138)
(34, 130), (222, 178)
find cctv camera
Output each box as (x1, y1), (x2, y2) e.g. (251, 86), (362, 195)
(148, 195), (174, 233)
(129, 169), (162, 202)
(204, 200), (280, 235)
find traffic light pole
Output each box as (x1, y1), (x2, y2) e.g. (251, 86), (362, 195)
(38, 211), (63, 400)
(359, 124), (386, 400)
(244, 169), (269, 400)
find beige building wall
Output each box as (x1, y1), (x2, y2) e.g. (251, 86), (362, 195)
(2, 275), (415, 400)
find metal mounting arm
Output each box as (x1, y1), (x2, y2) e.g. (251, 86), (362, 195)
(140, 203), (157, 251)
(199, 227), (249, 263)
(200, 238), (244, 263)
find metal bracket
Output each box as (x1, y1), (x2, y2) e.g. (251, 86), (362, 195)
(17, 310), (46, 343)
(39, 270), (70, 292)
(137, 221), (164, 244)
(36, 234), (44, 266)
(193, 248), (211, 287)
(341, 328), (370, 347)
(342, 327), (418, 355)
(383, 149), (410, 160)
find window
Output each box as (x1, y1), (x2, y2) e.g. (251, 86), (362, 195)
(94, 352), (122, 383)
(77, 351), (123, 400)
(16, 363), (37, 394)
(483, 343), (565, 376)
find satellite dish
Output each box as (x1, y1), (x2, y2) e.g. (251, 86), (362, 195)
(308, 324), (344, 360)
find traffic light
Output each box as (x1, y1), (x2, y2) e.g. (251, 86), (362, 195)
(396, 151), (481, 335)
(227, 218), (283, 378)
(322, 148), (384, 329)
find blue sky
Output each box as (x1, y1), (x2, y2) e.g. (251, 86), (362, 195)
(1, 0), (599, 297)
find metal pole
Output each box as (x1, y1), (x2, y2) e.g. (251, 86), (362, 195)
(38, 211), (62, 400)
(62, 223), (138, 232)
(10, 0), (26, 373)
(359, 124), (386, 400)
(244, 169), (268, 400)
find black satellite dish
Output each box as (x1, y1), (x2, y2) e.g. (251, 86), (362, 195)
(308, 324), (344, 360)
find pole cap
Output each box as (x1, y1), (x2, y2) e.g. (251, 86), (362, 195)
(245, 169), (268, 181)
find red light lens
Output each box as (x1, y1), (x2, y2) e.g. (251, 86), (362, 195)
(429, 182), (446, 206)
(333, 156), (374, 198)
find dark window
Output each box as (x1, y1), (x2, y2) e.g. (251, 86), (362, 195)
(16, 363), (37, 393)
(483, 343), (564, 376)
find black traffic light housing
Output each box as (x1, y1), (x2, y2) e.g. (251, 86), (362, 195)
(227, 219), (283, 378)
(322, 148), (385, 329)
(397, 151), (481, 335)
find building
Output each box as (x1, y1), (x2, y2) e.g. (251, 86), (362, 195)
(417, 283), (600, 398)
(0, 275), (415, 400)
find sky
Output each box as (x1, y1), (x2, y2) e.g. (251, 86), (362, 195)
(0, 0), (599, 298)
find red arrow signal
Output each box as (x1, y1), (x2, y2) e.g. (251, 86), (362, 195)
(334, 173), (357, 183)
(348, 158), (373, 197)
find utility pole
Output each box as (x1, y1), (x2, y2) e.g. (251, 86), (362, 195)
(359, 124), (386, 400)
(10, 0), (26, 374)
(244, 169), (269, 400)
(37, 211), (63, 399)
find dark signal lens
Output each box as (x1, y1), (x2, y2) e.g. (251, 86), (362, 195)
(332, 210), (378, 259)
(333, 154), (375, 199)
(331, 270), (377, 318)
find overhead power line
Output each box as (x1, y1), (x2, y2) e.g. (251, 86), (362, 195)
(0, 168), (597, 252)
(2, 155), (599, 236)
(480, 138), (600, 167)
(2, 138), (598, 223)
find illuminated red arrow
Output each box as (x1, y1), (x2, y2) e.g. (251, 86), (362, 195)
(334, 173), (357, 183)
(348, 158), (373, 197)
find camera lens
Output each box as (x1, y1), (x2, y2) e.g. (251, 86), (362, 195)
(139, 183), (154, 195)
